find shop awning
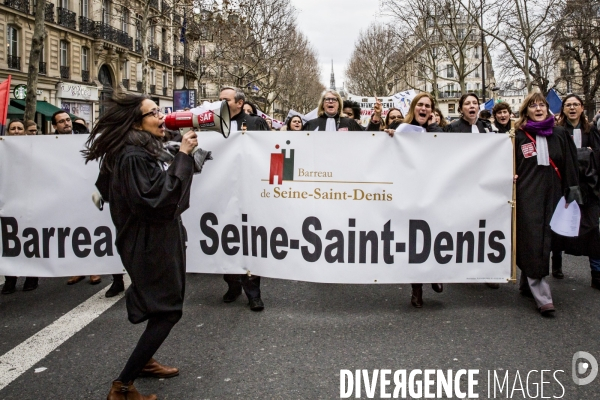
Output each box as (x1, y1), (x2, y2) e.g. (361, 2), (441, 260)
(10, 100), (76, 122)
(7, 105), (24, 117)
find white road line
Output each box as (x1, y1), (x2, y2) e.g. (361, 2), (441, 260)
(0, 275), (131, 390)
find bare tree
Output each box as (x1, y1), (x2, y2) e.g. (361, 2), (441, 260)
(461, 0), (561, 93)
(345, 24), (402, 96)
(24, 0), (46, 122)
(553, 0), (600, 117)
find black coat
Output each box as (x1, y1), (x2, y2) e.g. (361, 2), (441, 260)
(232, 110), (270, 131)
(553, 123), (600, 258)
(97, 144), (195, 323)
(493, 120), (513, 134)
(445, 117), (495, 133)
(515, 126), (581, 279)
(303, 115), (363, 131)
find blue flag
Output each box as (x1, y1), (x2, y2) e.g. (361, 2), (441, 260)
(483, 98), (494, 111)
(180, 17), (187, 44)
(546, 88), (562, 114)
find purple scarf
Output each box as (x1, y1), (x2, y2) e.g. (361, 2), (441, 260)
(523, 116), (554, 137)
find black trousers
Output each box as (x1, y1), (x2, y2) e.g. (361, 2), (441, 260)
(223, 274), (261, 299)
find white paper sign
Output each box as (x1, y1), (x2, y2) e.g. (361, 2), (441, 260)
(550, 197), (581, 237)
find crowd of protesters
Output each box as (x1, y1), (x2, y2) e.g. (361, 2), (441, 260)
(2, 86), (600, 397)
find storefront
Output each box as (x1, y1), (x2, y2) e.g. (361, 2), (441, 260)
(57, 83), (99, 130)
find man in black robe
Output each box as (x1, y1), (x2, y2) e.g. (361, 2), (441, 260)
(219, 86), (268, 311)
(304, 90), (363, 131)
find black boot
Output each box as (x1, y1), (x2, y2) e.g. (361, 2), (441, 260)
(592, 271), (600, 291)
(105, 274), (125, 298)
(552, 252), (564, 279)
(22, 277), (39, 291)
(1, 276), (17, 294)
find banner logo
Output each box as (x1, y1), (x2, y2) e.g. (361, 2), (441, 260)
(269, 141), (295, 184)
(572, 351), (598, 385)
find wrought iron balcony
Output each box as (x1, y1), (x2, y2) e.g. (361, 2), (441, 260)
(82, 70), (90, 82)
(44, 2), (54, 22)
(94, 23), (133, 50)
(7, 55), (20, 70)
(79, 16), (94, 35)
(173, 55), (197, 72)
(57, 7), (76, 29)
(60, 66), (70, 79)
(122, 79), (130, 89)
(39, 61), (46, 74)
(136, 81), (142, 92)
(149, 44), (159, 61)
(150, 85), (156, 94)
(161, 51), (171, 64)
(163, 87), (168, 96)
(5, 0), (29, 14)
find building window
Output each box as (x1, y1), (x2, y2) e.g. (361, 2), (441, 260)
(122, 8), (129, 32)
(102, 0), (110, 24)
(200, 83), (206, 98)
(59, 0), (68, 9)
(474, 46), (479, 59)
(7, 26), (18, 58)
(199, 45), (206, 58)
(60, 41), (69, 67)
(123, 60), (130, 79)
(448, 104), (456, 114)
(150, 68), (156, 85)
(162, 28), (167, 49)
(162, 70), (168, 88)
(446, 65), (454, 78)
(150, 27), (155, 44)
(80, 0), (88, 17)
(81, 47), (89, 71)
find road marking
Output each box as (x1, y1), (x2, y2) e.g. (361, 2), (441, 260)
(0, 275), (131, 390)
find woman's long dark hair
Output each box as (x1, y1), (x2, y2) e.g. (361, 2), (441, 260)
(82, 94), (162, 172)
(557, 94), (591, 134)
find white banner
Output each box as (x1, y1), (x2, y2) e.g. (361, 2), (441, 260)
(347, 90), (417, 127)
(0, 132), (513, 283)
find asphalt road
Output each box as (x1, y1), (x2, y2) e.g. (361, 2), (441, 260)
(0, 254), (599, 399)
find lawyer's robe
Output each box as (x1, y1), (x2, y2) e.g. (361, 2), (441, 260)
(97, 144), (194, 323)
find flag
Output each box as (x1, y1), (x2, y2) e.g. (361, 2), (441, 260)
(546, 88), (562, 115)
(180, 16), (187, 44)
(0, 75), (11, 136)
(483, 98), (494, 111)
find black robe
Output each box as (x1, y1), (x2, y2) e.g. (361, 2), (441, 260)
(515, 126), (581, 279)
(552, 123), (600, 258)
(303, 115), (363, 131)
(231, 110), (270, 131)
(445, 117), (494, 133)
(97, 144), (194, 323)
(493, 120), (513, 134)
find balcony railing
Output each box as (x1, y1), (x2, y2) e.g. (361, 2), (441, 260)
(148, 44), (159, 61)
(79, 16), (94, 35)
(161, 51), (171, 64)
(82, 70), (90, 82)
(438, 92), (460, 99)
(7, 55), (20, 70)
(136, 81), (142, 92)
(39, 61), (46, 74)
(45, 2), (54, 22)
(173, 55), (197, 72)
(150, 85), (156, 94)
(57, 7), (76, 29)
(122, 79), (130, 89)
(5, 0), (29, 13)
(163, 87), (168, 96)
(60, 66), (70, 79)
(94, 23), (133, 50)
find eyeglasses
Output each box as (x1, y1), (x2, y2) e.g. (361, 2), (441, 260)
(323, 98), (338, 103)
(564, 103), (582, 109)
(142, 109), (163, 118)
(528, 103), (547, 109)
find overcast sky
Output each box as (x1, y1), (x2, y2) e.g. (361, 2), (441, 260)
(290, 0), (384, 89)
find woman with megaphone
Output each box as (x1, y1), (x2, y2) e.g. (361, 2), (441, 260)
(83, 94), (200, 400)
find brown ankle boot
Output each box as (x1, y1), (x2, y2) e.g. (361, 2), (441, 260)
(107, 380), (157, 400)
(411, 284), (423, 308)
(139, 358), (179, 378)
